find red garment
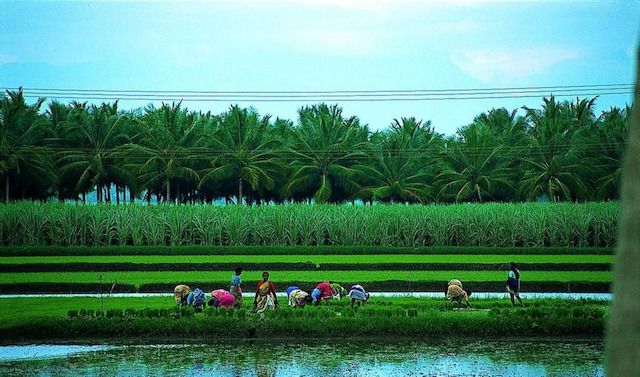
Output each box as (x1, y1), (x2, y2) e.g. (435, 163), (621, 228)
(316, 282), (333, 298)
(255, 281), (276, 295)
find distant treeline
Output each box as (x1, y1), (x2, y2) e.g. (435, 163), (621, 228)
(0, 88), (628, 204)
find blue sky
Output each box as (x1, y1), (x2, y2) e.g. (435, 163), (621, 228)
(1, 0), (638, 135)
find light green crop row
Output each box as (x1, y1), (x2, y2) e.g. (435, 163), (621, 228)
(0, 202), (618, 247)
(0, 270), (613, 285)
(0, 254), (614, 265)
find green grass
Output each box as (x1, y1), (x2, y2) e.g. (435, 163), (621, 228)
(0, 296), (609, 340)
(0, 202), (618, 247)
(0, 254), (613, 265)
(0, 270), (613, 286)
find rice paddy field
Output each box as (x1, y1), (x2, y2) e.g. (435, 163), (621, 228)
(0, 296), (608, 340)
(0, 202), (616, 295)
(0, 202), (615, 341)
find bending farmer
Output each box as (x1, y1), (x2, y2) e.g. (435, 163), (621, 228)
(445, 279), (472, 308)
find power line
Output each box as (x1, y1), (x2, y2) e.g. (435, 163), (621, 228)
(17, 87), (633, 99)
(3, 83), (633, 95)
(15, 91), (633, 102)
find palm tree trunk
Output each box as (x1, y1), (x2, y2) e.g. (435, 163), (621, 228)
(176, 184), (180, 204)
(115, 184), (120, 205)
(5, 175), (9, 203)
(82, 192), (86, 204)
(166, 180), (170, 203)
(238, 178), (243, 205)
(605, 48), (640, 376)
(97, 184), (102, 203)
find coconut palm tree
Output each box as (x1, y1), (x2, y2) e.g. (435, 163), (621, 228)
(199, 105), (284, 205)
(0, 88), (55, 201)
(58, 101), (132, 203)
(124, 102), (202, 203)
(519, 96), (595, 201)
(284, 104), (369, 203)
(355, 136), (431, 203)
(595, 106), (629, 199)
(436, 122), (514, 202)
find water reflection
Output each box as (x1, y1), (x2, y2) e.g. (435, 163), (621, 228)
(0, 340), (603, 377)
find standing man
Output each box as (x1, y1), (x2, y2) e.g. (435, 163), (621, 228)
(230, 267), (243, 308)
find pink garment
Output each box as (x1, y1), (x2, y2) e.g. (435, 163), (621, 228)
(316, 282), (333, 299)
(219, 292), (236, 309)
(211, 289), (230, 301)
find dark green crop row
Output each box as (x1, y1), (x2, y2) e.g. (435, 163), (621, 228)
(0, 262), (611, 273)
(0, 245), (615, 257)
(0, 300), (606, 340)
(0, 281), (611, 294)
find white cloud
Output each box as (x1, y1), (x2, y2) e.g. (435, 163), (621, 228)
(451, 47), (584, 84)
(0, 55), (17, 65)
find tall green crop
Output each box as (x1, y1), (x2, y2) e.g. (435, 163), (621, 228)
(0, 202), (619, 247)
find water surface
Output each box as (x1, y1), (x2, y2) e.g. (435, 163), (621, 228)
(0, 340), (603, 376)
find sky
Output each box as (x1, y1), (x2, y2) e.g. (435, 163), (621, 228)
(1, 0), (638, 135)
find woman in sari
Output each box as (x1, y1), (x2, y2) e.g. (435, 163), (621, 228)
(311, 281), (333, 305)
(445, 279), (472, 308)
(287, 286), (312, 307)
(254, 271), (278, 313)
(347, 284), (370, 308)
(330, 283), (347, 299)
(173, 284), (191, 306)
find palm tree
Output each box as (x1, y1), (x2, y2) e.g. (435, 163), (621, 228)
(284, 104), (369, 203)
(436, 122), (514, 202)
(58, 101), (130, 203)
(125, 102), (202, 203)
(355, 117), (441, 203)
(519, 96), (596, 201)
(199, 105), (283, 205)
(595, 106), (629, 199)
(0, 88), (55, 201)
(356, 136), (431, 203)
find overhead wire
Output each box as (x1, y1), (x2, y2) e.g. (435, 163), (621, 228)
(2, 84), (633, 102)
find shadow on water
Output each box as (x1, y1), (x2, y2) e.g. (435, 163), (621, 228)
(0, 339), (603, 377)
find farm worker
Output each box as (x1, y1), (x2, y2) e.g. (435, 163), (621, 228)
(186, 288), (206, 312)
(173, 284), (191, 306)
(208, 289), (235, 309)
(311, 281), (333, 305)
(331, 283), (347, 299)
(347, 284), (370, 308)
(287, 286), (312, 307)
(211, 289), (229, 301)
(230, 267), (243, 308)
(506, 262), (524, 307)
(445, 279), (472, 308)
(218, 292), (236, 309)
(254, 271), (278, 313)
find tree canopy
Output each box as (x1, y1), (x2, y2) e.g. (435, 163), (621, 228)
(0, 88), (628, 204)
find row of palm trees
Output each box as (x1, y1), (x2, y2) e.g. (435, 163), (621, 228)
(0, 88), (628, 204)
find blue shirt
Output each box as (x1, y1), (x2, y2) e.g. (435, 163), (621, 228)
(231, 275), (241, 290)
